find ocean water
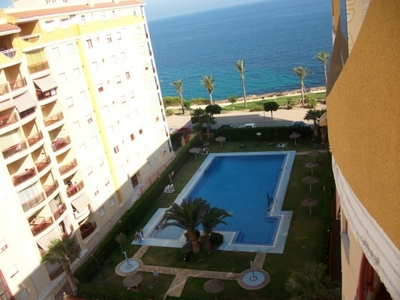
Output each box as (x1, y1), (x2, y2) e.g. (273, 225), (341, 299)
(148, 0), (332, 101)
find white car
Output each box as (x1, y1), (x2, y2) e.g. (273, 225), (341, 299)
(239, 123), (257, 128)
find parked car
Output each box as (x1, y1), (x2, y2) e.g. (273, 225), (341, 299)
(239, 123), (257, 128)
(175, 126), (192, 135)
(288, 121), (307, 127)
(216, 124), (233, 130)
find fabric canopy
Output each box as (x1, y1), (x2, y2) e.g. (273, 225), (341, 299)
(36, 229), (60, 250)
(0, 99), (14, 111)
(13, 92), (37, 112)
(33, 75), (58, 92)
(71, 193), (91, 213)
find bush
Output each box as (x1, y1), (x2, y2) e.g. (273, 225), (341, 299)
(210, 232), (224, 248)
(249, 105), (264, 112)
(307, 98), (318, 108)
(286, 98), (297, 109)
(165, 109), (174, 116)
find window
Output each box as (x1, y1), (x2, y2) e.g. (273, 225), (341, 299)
(52, 47), (60, 58)
(92, 61), (99, 71)
(120, 52), (126, 61)
(72, 121), (80, 131)
(45, 20), (55, 32)
(156, 116), (159, 122)
(86, 114), (93, 124)
(130, 133), (135, 141)
(116, 31), (122, 40)
(114, 146), (119, 154)
(125, 114), (131, 122)
(0, 240), (7, 253)
(146, 161), (151, 170)
(94, 187), (99, 196)
(101, 13), (107, 22)
(107, 125), (114, 134)
(98, 84), (104, 93)
(111, 55), (117, 64)
(66, 43), (74, 54)
(80, 91), (87, 102)
(99, 206), (105, 217)
(133, 109), (139, 117)
(9, 265), (18, 278)
(103, 105), (109, 114)
(116, 76), (121, 84)
(73, 68), (81, 78)
(112, 11), (117, 20)
(79, 143), (87, 154)
(130, 91), (135, 99)
(136, 27), (142, 36)
(92, 135), (98, 145)
(139, 45), (145, 54)
(86, 39), (93, 48)
(61, 18), (69, 29)
(109, 196), (116, 206)
(139, 129), (143, 135)
(81, 15), (86, 25)
(104, 177), (110, 186)
(125, 72), (130, 80)
(59, 72), (67, 84)
(106, 34), (112, 43)
(98, 157), (104, 166)
(133, 9), (137, 16)
(86, 165), (93, 176)
(120, 96), (126, 104)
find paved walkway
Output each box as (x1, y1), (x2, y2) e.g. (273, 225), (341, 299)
(132, 245), (267, 298)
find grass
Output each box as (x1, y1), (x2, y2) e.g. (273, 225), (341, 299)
(93, 140), (330, 299)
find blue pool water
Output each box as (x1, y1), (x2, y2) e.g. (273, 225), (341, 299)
(187, 155), (283, 244)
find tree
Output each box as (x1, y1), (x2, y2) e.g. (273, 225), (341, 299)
(170, 79), (185, 115)
(263, 101), (280, 120)
(304, 109), (326, 140)
(42, 238), (79, 295)
(292, 66), (312, 108)
(201, 207), (231, 252)
(315, 51), (330, 87)
(115, 232), (126, 254)
(235, 60), (247, 108)
(201, 75), (215, 104)
(161, 198), (210, 253)
(228, 95), (237, 110)
(191, 108), (206, 140)
(285, 262), (341, 300)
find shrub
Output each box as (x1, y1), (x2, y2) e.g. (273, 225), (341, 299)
(286, 98), (297, 109)
(307, 98), (318, 108)
(249, 105), (264, 112)
(165, 109), (174, 116)
(210, 232), (224, 248)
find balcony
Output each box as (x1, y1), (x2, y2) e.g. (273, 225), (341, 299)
(9, 77), (27, 92)
(20, 33), (40, 43)
(0, 48), (16, 59)
(51, 136), (70, 152)
(12, 167), (36, 186)
(43, 181), (59, 197)
(66, 180), (84, 198)
(0, 82), (9, 96)
(0, 113), (18, 129)
(80, 222), (97, 240)
(44, 111), (63, 127)
(52, 202), (66, 221)
(35, 156), (51, 173)
(30, 216), (53, 236)
(27, 131), (43, 147)
(2, 140), (27, 160)
(28, 61), (49, 75)
(21, 192), (45, 212)
(37, 88), (57, 101)
(59, 159), (77, 176)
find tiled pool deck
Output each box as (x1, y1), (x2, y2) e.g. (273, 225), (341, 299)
(132, 151), (295, 253)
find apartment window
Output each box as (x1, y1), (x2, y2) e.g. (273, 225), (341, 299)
(94, 187), (99, 196)
(108, 125), (114, 134)
(92, 61), (99, 71)
(133, 109), (139, 117)
(99, 206), (105, 217)
(130, 133), (135, 141)
(112, 11), (117, 20)
(73, 68), (81, 78)
(101, 13), (107, 22)
(45, 20), (55, 32)
(114, 146), (119, 154)
(98, 84), (104, 93)
(86, 165), (93, 176)
(86, 39), (93, 48)
(139, 129), (143, 135)
(61, 18), (69, 29)
(120, 52), (126, 61)
(72, 121), (80, 131)
(125, 114), (131, 122)
(98, 157), (104, 167)
(125, 72), (130, 80)
(133, 9), (137, 16)
(121, 96), (126, 104)
(139, 45), (145, 54)
(116, 76), (121, 84)
(80, 91), (87, 102)
(79, 143), (87, 154)
(9, 265), (18, 278)
(130, 91), (135, 99)
(103, 105), (109, 114)
(156, 116), (159, 122)
(106, 34), (112, 43)
(86, 114), (93, 124)
(92, 135), (98, 145)
(146, 161), (151, 170)
(136, 27), (142, 36)
(66, 43), (74, 54)
(81, 15), (87, 25)
(116, 31), (122, 40)
(111, 55), (117, 64)
(104, 176), (110, 186)
(52, 47), (60, 58)
(109, 196), (116, 206)
(0, 240), (8, 253)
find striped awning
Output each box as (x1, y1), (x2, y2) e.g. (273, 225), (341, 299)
(0, 99), (14, 111)
(33, 75), (58, 92)
(36, 229), (61, 250)
(13, 92), (37, 112)
(71, 193), (91, 213)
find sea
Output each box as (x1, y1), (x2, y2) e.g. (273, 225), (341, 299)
(147, 0), (332, 101)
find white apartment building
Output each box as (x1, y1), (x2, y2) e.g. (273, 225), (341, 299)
(0, 1), (174, 299)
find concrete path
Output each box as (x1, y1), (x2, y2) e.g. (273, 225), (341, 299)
(132, 246), (267, 298)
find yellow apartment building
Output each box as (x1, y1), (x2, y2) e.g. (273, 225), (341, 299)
(328, 0), (399, 299)
(0, 1), (174, 299)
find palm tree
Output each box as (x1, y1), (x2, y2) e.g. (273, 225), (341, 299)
(201, 207), (231, 252)
(304, 109), (326, 140)
(228, 95), (237, 110)
(42, 238), (79, 295)
(292, 66), (312, 108)
(285, 262), (341, 300)
(235, 60), (247, 108)
(201, 75), (215, 104)
(115, 232), (126, 254)
(170, 79), (185, 114)
(315, 51), (330, 87)
(161, 197), (210, 253)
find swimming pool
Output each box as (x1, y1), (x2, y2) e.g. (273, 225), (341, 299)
(136, 151), (295, 253)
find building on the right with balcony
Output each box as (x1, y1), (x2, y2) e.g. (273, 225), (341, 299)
(327, 0), (400, 299)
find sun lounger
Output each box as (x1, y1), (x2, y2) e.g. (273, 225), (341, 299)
(163, 184), (175, 193)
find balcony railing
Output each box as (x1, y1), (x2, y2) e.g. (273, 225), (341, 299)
(44, 111), (63, 127)
(9, 77), (27, 91)
(12, 167), (36, 186)
(61, 224), (73, 238)
(20, 33), (40, 43)
(0, 82), (9, 95)
(35, 156), (51, 172)
(19, 107), (35, 119)
(49, 265), (63, 281)
(27, 131), (43, 146)
(43, 181), (59, 197)
(1, 48), (17, 58)
(28, 61), (49, 74)
(0, 113), (18, 129)
(53, 202), (66, 221)
(21, 192), (45, 212)
(59, 159), (77, 175)
(80, 222), (97, 240)
(30, 216), (53, 236)
(2, 140), (27, 159)
(66, 180), (84, 198)
(51, 136), (70, 152)
(37, 88), (57, 101)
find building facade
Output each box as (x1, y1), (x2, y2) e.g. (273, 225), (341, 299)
(328, 0), (400, 299)
(0, 1), (174, 299)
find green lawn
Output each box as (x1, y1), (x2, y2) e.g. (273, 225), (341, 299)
(93, 140), (330, 300)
